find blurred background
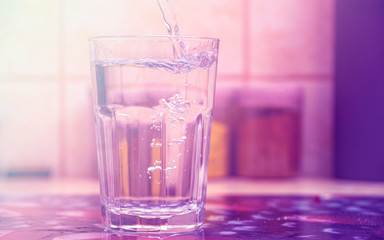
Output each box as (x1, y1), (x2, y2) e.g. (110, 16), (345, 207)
(0, 0), (382, 181)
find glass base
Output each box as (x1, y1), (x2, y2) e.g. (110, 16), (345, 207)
(101, 204), (205, 234)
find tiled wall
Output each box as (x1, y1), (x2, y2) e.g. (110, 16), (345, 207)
(0, 0), (334, 178)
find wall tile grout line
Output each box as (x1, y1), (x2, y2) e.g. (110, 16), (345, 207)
(57, 0), (66, 178)
(246, 74), (334, 81)
(0, 74), (333, 82)
(242, 0), (251, 83)
(0, 76), (65, 81)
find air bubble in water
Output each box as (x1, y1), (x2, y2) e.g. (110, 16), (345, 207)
(147, 166), (162, 174)
(150, 138), (162, 148)
(157, 93), (191, 128)
(170, 136), (187, 145)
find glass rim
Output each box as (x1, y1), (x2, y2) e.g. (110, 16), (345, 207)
(88, 34), (219, 42)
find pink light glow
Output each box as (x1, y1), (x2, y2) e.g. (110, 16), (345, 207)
(0, 0), (334, 178)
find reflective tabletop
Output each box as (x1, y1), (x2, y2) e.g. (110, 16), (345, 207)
(1, 193), (384, 239)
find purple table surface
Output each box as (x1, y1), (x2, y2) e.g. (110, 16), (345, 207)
(1, 194), (384, 240)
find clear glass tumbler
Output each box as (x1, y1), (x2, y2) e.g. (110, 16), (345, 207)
(88, 35), (219, 233)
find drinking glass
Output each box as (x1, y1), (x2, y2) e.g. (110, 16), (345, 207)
(88, 35), (219, 233)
